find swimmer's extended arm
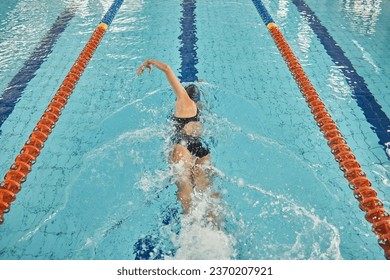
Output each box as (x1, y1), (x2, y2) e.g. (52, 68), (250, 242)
(137, 59), (189, 101)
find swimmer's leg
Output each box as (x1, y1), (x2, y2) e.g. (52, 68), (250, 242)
(192, 154), (212, 192)
(171, 144), (195, 215)
(193, 154), (224, 227)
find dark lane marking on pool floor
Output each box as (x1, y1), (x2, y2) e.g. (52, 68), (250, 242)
(291, 0), (390, 159)
(0, 6), (77, 127)
(178, 0), (198, 83)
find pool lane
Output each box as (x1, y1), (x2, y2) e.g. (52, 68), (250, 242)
(133, 0), (200, 260)
(0, 0), (125, 225)
(250, 0), (390, 260)
(0, 6), (78, 127)
(291, 0), (390, 159)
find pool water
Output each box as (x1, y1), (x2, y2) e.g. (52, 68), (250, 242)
(0, 0), (389, 260)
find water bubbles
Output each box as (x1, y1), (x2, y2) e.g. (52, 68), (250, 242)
(237, 178), (245, 186)
(385, 142), (390, 158)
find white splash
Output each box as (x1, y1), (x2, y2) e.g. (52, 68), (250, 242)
(169, 191), (236, 260)
(135, 167), (174, 193)
(385, 142), (390, 159)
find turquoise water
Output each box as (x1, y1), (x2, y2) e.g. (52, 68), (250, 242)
(0, 0), (389, 260)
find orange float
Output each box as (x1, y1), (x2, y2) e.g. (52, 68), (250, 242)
(0, 20), (108, 225)
(266, 22), (390, 259)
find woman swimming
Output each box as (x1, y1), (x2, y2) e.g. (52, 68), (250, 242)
(137, 58), (212, 214)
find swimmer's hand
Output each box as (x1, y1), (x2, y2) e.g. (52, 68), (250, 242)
(137, 60), (152, 76)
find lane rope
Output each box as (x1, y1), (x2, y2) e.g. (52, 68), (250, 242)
(0, 0), (124, 225)
(291, 0), (390, 159)
(251, 0), (390, 259)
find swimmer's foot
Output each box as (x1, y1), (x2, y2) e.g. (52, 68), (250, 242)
(210, 192), (220, 199)
(207, 211), (225, 230)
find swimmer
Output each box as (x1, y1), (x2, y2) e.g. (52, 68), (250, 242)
(137, 58), (212, 214)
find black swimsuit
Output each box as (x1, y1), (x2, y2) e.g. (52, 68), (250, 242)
(172, 110), (210, 158)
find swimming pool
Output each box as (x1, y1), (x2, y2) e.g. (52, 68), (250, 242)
(0, 0), (389, 260)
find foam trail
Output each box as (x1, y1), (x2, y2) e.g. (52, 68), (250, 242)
(169, 191), (236, 260)
(18, 167), (82, 242)
(173, 222), (234, 259)
(98, 88), (163, 125)
(352, 39), (380, 73)
(227, 176), (342, 259)
(84, 126), (167, 160)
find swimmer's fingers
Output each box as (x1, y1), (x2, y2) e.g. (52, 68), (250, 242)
(136, 60), (153, 76)
(136, 64), (145, 76)
(147, 64), (153, 73)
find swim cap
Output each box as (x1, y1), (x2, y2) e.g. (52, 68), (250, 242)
(184, 84), (200, 102)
